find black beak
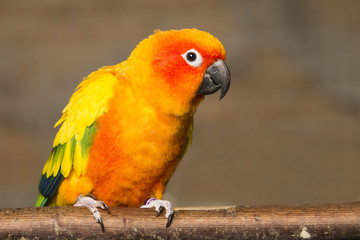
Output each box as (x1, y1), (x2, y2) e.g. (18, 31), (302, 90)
(197, 60), (231, 99)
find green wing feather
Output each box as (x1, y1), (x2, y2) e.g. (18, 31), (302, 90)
(35, 70), (118, 207)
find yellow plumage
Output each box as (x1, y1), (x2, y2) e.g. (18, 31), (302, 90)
(43, 70), (118, 178)
(36, 29), (230, 213)
(54, 70), (117, 146)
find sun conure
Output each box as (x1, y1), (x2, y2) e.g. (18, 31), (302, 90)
(35, 28), (230, 231)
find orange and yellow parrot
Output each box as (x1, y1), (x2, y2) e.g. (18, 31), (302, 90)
(35, 28), (230, 231)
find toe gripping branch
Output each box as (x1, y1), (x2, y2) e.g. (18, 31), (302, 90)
(74, 194), (110, 232)
(142, 197), (175, 228)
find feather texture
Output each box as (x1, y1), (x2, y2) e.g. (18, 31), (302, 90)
(35, 70), (118, 206)
(36, 29), (227, 208)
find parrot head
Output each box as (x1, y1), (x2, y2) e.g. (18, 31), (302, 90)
(125, 28), (230, 116)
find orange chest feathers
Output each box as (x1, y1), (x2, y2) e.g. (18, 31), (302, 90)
(85, 85), (193, 206)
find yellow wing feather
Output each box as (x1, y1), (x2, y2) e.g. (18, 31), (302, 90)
(44, 68), (118, 178)
(61, 141), (73, 177)
(54, 70), (117, 145)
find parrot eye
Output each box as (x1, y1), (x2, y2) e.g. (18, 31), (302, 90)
(181, 49), (203, 67)
(186, 52), (197, 61)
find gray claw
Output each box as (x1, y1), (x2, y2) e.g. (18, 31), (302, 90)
(98, 218), (105, 232)
(100, 201), (110, 214)
(166, 212), (174, 228)
(156, 206), (164, 217)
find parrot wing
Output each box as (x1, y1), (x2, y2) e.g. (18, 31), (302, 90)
(36, 69), (118, 206)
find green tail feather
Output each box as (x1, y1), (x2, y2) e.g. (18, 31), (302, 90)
(35, 194), (48, 207)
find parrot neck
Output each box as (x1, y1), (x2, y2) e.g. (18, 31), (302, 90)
(118, 59), (203, 117)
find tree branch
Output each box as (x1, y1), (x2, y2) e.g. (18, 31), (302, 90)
(1, 202), (360, 239)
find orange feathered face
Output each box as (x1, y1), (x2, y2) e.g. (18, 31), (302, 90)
(127, 29), (230, 116)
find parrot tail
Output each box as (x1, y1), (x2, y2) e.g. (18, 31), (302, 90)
(35, 194), (48, 207)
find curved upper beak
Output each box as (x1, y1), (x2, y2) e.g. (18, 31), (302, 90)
(197, 60), (231, 99)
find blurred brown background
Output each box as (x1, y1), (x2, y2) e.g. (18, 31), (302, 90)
(0, 1), (359, 209)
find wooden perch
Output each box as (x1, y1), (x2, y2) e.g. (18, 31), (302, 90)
(1, 202), (360, 239)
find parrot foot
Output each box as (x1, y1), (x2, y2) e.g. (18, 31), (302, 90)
(140, 198), (174, 228)
(74, 194), (110, 232)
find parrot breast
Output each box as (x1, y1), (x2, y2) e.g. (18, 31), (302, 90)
(84, 80), (194, 207)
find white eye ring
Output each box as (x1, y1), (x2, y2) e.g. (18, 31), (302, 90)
(181, 49), (203, 67)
